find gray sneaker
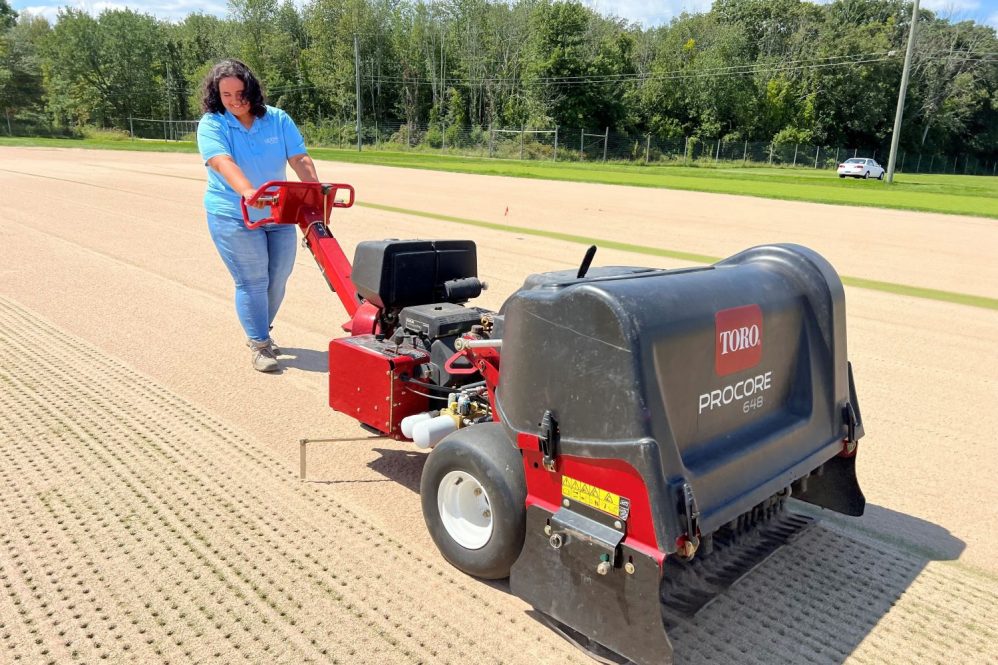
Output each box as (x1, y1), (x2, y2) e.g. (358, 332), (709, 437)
(248, 339), (280, 372)
(268, 326), (280, 355)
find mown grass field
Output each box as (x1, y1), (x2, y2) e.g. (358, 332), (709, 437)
(3, 135), (997, 219)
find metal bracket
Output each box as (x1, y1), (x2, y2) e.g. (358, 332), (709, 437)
(678, 482), (701, 558)
(538, 410), (559, 472)
(549, 507), (624, 572)
(843, 401), (858, 443)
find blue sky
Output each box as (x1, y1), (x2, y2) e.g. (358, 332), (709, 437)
(10, 0), (998, 29)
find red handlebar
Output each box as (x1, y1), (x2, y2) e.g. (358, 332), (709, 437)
(240, 181), (356, 230)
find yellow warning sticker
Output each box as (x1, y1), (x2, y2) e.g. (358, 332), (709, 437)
(562, 476), (630, 519)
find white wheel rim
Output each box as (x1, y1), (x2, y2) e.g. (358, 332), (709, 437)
(438, 470), (493, 550)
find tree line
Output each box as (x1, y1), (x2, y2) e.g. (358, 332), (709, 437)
(1, 0), (996, 159)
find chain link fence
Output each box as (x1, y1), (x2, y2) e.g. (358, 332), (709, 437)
(4, 112), (996, 176)
(1, 111), (76, 138)
(295, 118), (997, 176)
(128, 117), (200, 142)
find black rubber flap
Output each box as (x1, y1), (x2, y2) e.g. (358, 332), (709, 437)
(511, 506), (674, 665)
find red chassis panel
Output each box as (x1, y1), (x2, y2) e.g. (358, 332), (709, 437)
(328, 336), (430, 438)
(518, 433), (663, 563)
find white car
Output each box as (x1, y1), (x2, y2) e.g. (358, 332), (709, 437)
(837, 157), (884, 179)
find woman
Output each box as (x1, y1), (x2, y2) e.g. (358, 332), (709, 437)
(196, 58), (319, 372)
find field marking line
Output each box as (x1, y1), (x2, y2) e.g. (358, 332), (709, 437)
(4, 165), (994, 311)
(359, 201), (998, 311)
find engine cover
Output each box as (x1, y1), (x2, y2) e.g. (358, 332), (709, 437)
(328, 335), (430, 438)
(399, 302), (484, 339)
(351, 240), (477, 310)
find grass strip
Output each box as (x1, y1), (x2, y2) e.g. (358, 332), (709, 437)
(3, 137), (997, 219)
(326, 149), (998, 219)
(360, 201), (998, 311)
(839, 277), (997, 310)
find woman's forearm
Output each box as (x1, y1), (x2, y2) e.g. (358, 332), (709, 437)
(288, 154), (320, 183)
(207, 155), (256, 199)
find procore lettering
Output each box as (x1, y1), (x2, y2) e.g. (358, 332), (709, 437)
(698, 371), (773, 414)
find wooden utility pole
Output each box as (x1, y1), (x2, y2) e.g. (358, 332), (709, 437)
(354, 35), (362, 152)
(886, 0), (920, 183)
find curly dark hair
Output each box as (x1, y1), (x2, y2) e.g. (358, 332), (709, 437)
(200, 59), (267, 118)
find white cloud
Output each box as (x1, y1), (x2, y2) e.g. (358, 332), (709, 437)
(16, 5), (61, 21)
(12, 0), (998, 28)
(918, 0), (994, 23)
(585, 0), (711, 27)
(920, 0), (981, 13)
(16, 0), (707, 28)
(13, 0), (229, 23)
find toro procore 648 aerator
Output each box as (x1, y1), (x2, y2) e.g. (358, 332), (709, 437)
(242, 181), (866, 665)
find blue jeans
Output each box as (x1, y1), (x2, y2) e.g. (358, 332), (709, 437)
(207, 212), (297, 342)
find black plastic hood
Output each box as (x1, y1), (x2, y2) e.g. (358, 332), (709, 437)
(495, 244), (860, 545)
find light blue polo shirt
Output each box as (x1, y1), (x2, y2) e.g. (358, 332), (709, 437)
(196, 105), (308, 221)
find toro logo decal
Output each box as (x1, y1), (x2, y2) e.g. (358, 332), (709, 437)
(714, 304), (763, 376)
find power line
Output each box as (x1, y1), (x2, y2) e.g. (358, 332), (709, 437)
(357, 50), (994, 88)
(160, 50), (994, 96)
(360, 54), (897, 87)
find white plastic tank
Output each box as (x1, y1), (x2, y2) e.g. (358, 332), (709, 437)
(412, 414), (458, 449)
(400, 411), (435, 439)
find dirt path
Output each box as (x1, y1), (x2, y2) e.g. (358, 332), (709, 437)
(1, 146), (996, 664)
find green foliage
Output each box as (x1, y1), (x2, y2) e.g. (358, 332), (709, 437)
(1, 10), (47, 117)
(0, 0), (16, 30)
(527, 1), (635, 128)
(79, 125), (131, 141)
(0, 0), (993, 162)
(772, 126), (813, 144)
(44, 9), (166, 125)
(169, 14), (237, 117)
(424, 124), (443, 148)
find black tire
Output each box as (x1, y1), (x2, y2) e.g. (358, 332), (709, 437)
(838, 174), (845, 178)
(864, 171), (870, 179)
(878, 171), (884, 180)
(420, 423), (526, 579)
